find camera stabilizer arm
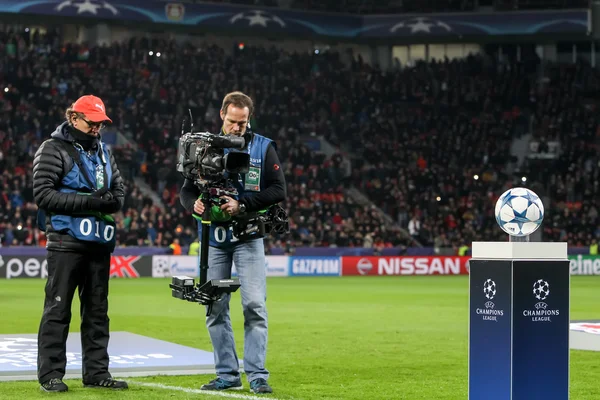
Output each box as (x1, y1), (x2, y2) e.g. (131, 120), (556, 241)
(171, 115), (286, 315)
(170, 186), (241, 317)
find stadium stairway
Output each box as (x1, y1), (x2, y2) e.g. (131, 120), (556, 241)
(133, 176), (167, 212)
(302, 134), (420, 246)
(510, 132), (532, 173)
(110, 129), (167, 211)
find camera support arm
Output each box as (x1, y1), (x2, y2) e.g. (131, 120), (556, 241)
(198, 189), (212, 290)
(168, 186), (241, 317)
(196, 188), (227, 317)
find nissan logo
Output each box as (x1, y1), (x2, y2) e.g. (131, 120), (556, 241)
(357, 258), (373, 275)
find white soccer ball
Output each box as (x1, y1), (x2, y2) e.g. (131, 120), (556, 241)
(494, 187), (544, 237)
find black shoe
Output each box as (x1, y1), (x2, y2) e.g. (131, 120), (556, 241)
(250, 378), (273, 394)
(200, 377), (243, 391)
(40, 378), (68, 392)
(83, 378), (128, 389)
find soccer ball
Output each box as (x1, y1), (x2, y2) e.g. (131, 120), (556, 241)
(483, 279), (496, 300)
(533, 279), (550, 301)
(494, 187), (544, 237)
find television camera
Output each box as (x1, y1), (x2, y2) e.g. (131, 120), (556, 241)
(170, 112), (288, 316)
(176, 130), (251, 189)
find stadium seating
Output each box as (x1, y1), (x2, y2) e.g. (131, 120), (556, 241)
(0, 29), (401, 250)
(0, 27), (597, 251)
(521, 61), (600, 246)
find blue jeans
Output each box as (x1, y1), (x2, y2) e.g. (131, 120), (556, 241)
(206, 239), (269, 382)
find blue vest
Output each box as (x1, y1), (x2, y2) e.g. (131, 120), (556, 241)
(199, 133), (272, 248)
(50, 141), (116, 250)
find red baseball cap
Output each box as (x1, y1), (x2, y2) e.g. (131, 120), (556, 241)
(72, 95), (112, 123)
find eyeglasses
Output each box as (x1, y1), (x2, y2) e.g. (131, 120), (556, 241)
(79, 117), (106, 131)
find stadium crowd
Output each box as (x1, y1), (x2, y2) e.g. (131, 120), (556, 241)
(0, 26), (598, 252)
(521, 61), (600, 247)
(0, 27), (410, 252)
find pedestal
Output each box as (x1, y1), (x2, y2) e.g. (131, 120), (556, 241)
(468, 242), (570, 400)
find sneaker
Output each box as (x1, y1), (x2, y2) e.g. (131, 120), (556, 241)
(40, 378), (68, 392)
(200, 377), (243, 391)
(83, 377), (128, 389)
(250, 378), (273, 394)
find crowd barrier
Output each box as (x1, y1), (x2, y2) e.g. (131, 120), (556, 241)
(1, 254), (598, 279)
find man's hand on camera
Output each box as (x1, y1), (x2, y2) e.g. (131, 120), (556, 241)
(220, 196), (240, 216)
(194, 198), (205, 215)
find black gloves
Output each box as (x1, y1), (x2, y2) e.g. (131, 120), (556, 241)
(89, 187), (121, 214)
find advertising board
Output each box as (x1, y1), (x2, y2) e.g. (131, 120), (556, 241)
(0, 255), (152, 279)
(288, 256), (341, 276)
(341, 256), (470, 276)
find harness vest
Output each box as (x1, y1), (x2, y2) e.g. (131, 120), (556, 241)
(49, 141), (116, 251)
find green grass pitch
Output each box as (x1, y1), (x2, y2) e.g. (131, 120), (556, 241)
(0, 276), (598, 399)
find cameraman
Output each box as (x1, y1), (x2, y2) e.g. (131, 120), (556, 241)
(33, 95), (128, 392)
(180, 91), (286, 394)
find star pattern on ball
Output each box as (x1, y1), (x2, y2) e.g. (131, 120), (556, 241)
(494, 187), (544, 237)
(522, 190), (540, 203)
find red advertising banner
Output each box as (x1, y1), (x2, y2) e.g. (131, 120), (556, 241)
(110, 256), (142, 278)
(0, 255), (153, 279)
(341, 256), (470, 276)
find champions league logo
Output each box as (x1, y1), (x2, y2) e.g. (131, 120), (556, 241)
(483, 278), (496, 300)
(56, 0), (118, 15)
(523, 279), (559, 322)
(390, 17), (452, 34)
(13, 0), (153, 23)
(152, 256), (171, 278)
(0, 337), (173, 368)
(476, 279), (504, 322)
(533, 279), (550, 301)
(230, 10), (285, 28)
(0, 337), (45, 368)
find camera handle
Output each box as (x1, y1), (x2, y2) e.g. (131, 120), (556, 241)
(190, 186), (243, 317)
(198, 193), (214, 316)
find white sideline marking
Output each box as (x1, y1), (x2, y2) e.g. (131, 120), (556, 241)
(131, 381), (280, 399)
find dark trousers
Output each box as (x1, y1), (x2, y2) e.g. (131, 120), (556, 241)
(37, 250), (112, 384)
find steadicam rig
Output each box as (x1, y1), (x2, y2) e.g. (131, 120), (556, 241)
(170, 110), (287, 315)
(171, 110), (245, 316)
(167, 185), (243, 316)
(169, 276), (241, 316)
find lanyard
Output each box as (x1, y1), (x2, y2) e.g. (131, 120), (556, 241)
(73, 142), (106, 190)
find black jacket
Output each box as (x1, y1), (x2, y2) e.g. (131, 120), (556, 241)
(33, 122), (125, 252)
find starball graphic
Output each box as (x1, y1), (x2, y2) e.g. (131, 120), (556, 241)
(522, 279), (559, 322)
(56, 0), (118, 15)
(483, 278), (496, 300)
(475, 279), (504, 322)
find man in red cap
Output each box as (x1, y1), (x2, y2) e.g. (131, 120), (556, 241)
(71, 95), (113, 128)
(33, 94), (128, 392)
